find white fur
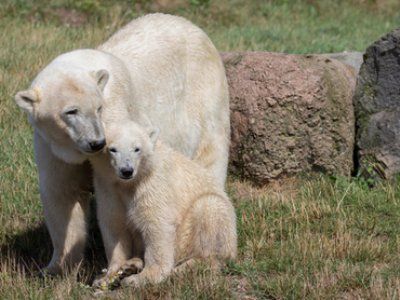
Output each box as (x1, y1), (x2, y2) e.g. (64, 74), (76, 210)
(15, 13), (230, 274)
(90, 121), (237, 287)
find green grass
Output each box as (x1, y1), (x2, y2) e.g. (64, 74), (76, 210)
(1, 0), (400, 298)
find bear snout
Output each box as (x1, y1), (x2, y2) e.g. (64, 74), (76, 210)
(120, 166), (134, 179)
(88, 139), (106, 152)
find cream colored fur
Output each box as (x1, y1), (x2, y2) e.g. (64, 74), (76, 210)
(14, 13), (230, 274)
(90, 121), (237, 287)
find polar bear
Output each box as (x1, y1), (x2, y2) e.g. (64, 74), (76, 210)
(14, 13), (230, 275)
(90, 121), (237, 287)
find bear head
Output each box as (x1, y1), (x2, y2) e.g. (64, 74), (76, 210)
(105, 121), (159, 182)
(15, 66), (109, 164)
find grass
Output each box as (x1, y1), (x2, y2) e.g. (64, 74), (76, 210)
(1, 0), (400, 298)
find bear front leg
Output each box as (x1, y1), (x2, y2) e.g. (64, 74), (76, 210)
(121, 224), (175, 287)
(94, 178), (133, 277)
(34, 133), (92, 275)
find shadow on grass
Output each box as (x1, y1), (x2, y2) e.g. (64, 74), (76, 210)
(0, 209), (107, 284)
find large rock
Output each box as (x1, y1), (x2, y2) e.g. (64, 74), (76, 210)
(223, 52), (356, 184)
(354, 29), (400, 180)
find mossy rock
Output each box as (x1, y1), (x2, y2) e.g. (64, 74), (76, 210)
(222, 52), (356, 184)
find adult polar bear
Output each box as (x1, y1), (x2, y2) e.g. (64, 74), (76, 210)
(14, 13), (230, 275)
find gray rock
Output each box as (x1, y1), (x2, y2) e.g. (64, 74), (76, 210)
(354, 28), (400, 179)
(222, 52), (357, 185)
(321, 51), (363, 73)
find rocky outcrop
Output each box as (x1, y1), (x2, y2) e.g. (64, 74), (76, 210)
(354, 29), (400, 180)
(223, 52), (357, 185)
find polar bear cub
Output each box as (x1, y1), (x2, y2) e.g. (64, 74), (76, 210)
(90, 121), (237, 287)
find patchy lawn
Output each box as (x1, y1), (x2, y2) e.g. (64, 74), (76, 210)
(1, 0), (400, 298)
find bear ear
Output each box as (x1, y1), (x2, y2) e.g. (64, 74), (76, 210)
(15, 89), (38, 115)
(92, 69), (109, 92)
(148, 127), (160, 147)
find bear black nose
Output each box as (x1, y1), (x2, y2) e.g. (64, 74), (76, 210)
(120, 167), (134, 179)
(89, 139), (106, 152)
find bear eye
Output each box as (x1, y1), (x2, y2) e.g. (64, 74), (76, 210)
(65, 108), (78, 115)
(97, 106), (102, 113)
(134, 147), (141, 153)
(109, 147), (117, 153)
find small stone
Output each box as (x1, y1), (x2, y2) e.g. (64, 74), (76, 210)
(266, 98), (277, 107)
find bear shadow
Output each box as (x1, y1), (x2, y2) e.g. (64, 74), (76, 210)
(0, 204), (107, 285)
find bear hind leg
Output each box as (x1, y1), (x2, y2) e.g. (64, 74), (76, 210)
(190, 194), (237, 261)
